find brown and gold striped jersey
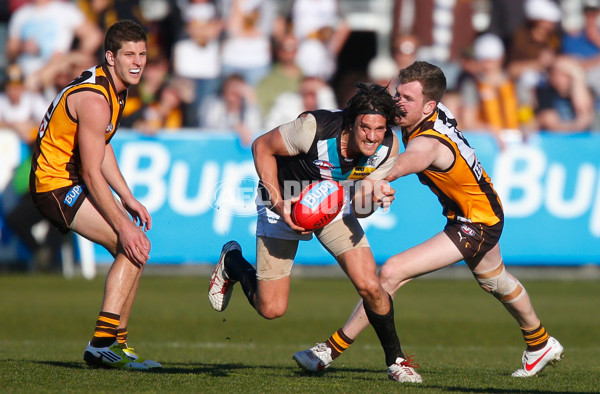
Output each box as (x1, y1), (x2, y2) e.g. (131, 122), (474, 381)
(30, 64), (126, 193)
(402, 103), (503, 226)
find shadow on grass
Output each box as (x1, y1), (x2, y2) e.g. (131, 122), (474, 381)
(35, 361), (88, 369)
(427, 387), (586, 394)
(34, 360), (385, 382)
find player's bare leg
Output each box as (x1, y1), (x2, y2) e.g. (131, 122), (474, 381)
(339, 232), (463, 339)
(294, 232), (465, 375)
(254, 276), (291, 319)
(468, 244), (563, 377)
(210, 237), (296, 319)
(336, 247), (421, 382)
(71, 199), (152, 369)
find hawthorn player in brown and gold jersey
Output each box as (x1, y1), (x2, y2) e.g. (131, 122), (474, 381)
(294, 62), (564, 381)
(29, 20), (160, 370)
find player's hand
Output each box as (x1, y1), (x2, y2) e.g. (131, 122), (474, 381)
(122, 197), (152, 231)
(373, 180), (396, 212)
(274, 196), (310, 233)
(118, 221), (151, 267)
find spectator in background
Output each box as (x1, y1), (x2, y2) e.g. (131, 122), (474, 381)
(173, 0), (223, 127)
(221, 0), (276, 86)
(392, 0), (477, 90)
(561, 0), (600, 105)
(0, 64), (47, 145)
(456, 34), (529, 148)
(506, 0), (561, 111)
(4, 153), (68, 273)
(367, 55), (398, 94)
(264, 75), (337, 130)
(199, 73), (262, 146)
(0, 62), (65, 273)
(256, 33), (303, 117)
(121, 54), (170, 128)
(290, 0), (350, 82)
(392, 34), (419, 71)
(6, 0), (103, 95)
(77, 0), (144, 32)
(131, 79), (188, 135)
(487, 0), (527, 52)
(535, 55), (595, 133)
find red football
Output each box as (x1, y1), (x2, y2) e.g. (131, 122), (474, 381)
(291, 180), (344, 230)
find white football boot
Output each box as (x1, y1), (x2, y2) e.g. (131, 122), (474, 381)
(512, 336), (564, 377)
(208, 241), (240, 311)
(387, 356), (422, 383)
(293, 343), (333, 372)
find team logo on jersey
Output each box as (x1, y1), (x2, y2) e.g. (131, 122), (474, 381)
(313, 160), (335, 170)
(366, 153), (380, 166)
(105, 123), (114, 133)
(460, 224), (475, 237)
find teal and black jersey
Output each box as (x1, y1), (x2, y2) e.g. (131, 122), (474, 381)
(275, 109), (397, 197)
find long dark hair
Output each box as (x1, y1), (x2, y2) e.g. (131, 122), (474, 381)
(343, 83), (399, 131)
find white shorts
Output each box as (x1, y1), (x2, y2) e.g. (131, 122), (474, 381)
(254, 202), (369, 280)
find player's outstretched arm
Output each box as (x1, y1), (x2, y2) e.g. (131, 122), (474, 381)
(385, 136), (442, 181)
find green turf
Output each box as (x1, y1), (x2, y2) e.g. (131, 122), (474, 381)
(0, 273), (598, 392)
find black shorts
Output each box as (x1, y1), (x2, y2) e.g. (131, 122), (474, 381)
(443, 219), (503, 264)
(31, 184), (89, 234)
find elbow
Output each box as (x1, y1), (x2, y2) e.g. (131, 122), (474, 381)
(251, 138), (259, 157)
(80, 167), (99, 186)
(251, 135), (265, 158)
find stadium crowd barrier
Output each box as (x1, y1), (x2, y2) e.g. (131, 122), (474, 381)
(1, 129), (599, 274)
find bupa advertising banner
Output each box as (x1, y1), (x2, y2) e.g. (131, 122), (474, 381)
(1, 130), (599, 266)
(97, 131), (599, 266)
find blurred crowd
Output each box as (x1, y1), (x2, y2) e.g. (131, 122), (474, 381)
(2, 0), (600, 273)
(1, 0), (600, 147)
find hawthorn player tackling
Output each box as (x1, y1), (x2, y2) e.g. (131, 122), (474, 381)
(208, 83), (426, 382)
(293, 61), (563, 381)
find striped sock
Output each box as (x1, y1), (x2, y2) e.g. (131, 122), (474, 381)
(326, 329), (354, 359)
(521, 323), (549, 351)
(117, 328), (128, 347)
(90, 311), (120, 348)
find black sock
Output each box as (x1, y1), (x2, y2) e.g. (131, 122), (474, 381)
(224, 249), (257, 307)
(363, 295), (404, 366)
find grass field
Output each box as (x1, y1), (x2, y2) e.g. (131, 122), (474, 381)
(0, 273), (598, 393)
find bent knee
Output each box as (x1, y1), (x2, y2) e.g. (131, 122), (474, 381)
(473, 263), (525, 304)
(256, 301), (287, 320)
(258, 307), (286, 320)
(379, 264), (408, 292)
(355, 277), (383, 301)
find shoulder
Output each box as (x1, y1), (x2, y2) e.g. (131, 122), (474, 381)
(306, 109), (343, 131)
(70, 90), (110, 119)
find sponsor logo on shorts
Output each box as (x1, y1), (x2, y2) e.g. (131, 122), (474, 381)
(64, 185), (84, 207)
(106, 123), (114, 133)
(461, 224), (475, 236)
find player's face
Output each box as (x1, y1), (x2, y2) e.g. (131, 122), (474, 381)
(394, 80), (434, 129)
(349, 114), (388, 157)
(108, 41), (147, 91)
